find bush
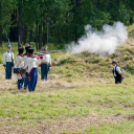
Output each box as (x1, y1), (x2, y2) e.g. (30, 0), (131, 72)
(88, 57), (104, 64)
(124, 56), (133, 61)
(126, 64), (134, 74)
(47, 43), (59, 51)
(110, 54), (118, 59)
(59, 57), (75, 65)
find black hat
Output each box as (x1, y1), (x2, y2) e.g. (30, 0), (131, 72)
(18, 47), (24, 54)
(28, 48), (34, 54)
(25, 46), (31, 52)
(112, 61), (117, 64)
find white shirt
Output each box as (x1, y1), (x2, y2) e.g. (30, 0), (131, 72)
(3, 51), (15, 65)
(41, 54), (52, 65)
(16, 55), (24, 80)
(23, 55), (28, 69)
(27, 57), (41, 73)
(16, 55), (24, 68)
(114, 65), (122, 77)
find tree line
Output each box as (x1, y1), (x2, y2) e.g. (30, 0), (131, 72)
(0, 0), (134, 49)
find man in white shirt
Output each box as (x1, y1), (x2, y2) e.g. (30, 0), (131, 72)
(3, 45), (15, 79)
(16, 47), (24, 89)
(23, 45), (31, 90)
(39, 46), (52, 80)
(27, 48), (40, 91)
(112, 61), (124, 84)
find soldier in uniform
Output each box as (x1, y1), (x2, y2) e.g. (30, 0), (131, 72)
(3, 45), (15, 79)
(16, 47), (24, 89)
(27, 48), (40, 91)
(39, 46), (52, 80)
(23, 44), (31, 90)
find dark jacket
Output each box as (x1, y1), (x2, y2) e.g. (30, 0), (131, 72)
(113, 66), (122, 79)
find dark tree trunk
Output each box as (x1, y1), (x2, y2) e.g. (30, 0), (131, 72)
(39, 21), (42, 49)
(130, 16), (133, 24)
(46, 20), (48, 44)
(47, 14), (51, 44)
(10, 10), (18, 42)
(23, 24), (27, 45)
(36, 21), (39, 49)
(43, 20), (47, 46)
(117, 0), (120, 6)
(74, 0), (81, 42)
(0, 25), (2, 47)
(18, 0), (23, 47)
(0, 2), (2, 47)
(97, 0), (101, 8)
(29, 28), (33, 43)
(75, 0), (81, 7)
(107, 0), (109, 10)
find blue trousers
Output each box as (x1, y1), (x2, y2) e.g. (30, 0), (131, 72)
(17, 77), (24, 90)
(41, 64), (49, 80)
(6, 62), (13, 79)
(24, 74), (29, 90)
(28, 68), (38, 91)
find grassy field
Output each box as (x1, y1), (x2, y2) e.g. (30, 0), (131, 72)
(0, 25), (134, 134)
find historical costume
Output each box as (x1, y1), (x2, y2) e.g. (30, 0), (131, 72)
(3, 45), (15, 79)
(27, 48), (40, 91)
(40, 46), (52, 80)
(112, 61), (124, 84)
(23, 45), (31, 90)
(16, 47), (24, 89)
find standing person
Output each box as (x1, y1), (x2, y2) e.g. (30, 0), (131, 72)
(39, 46), (52, 80)
(112, 61), (124, 84)
(16, 47), (24, 89)
(3, 45), (15, 79)
(27, 48), (40, 92)
(23, 45), (31, 90)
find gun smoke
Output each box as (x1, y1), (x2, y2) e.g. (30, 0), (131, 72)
(68, 22), (128, 56)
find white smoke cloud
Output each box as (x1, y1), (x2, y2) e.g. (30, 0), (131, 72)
(67, 22), (128, 56)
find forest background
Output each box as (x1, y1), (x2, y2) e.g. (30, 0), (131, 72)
(0, 0), (134, 49)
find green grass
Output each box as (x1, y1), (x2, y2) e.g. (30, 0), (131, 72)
(127, 24), (134, 38)
(1, 84), (134, 129)
(1, 26), (134, 133)
(60, 121), (134, 134)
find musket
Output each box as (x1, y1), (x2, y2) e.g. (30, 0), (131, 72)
(34, 49), (65, 56)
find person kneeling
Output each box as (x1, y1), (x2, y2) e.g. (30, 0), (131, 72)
(112, 61), (124, 84)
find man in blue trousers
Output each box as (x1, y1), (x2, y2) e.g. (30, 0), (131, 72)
(23, 44), (31, 90)
(39, 46), (52, 81)
(27, 48), (40, 91)
(16, 47), (25, 89)
(3, 45), (15, 79)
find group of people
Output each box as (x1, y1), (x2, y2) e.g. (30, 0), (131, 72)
(3, 44), (124, 90)
(3, 45), (52, 91)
